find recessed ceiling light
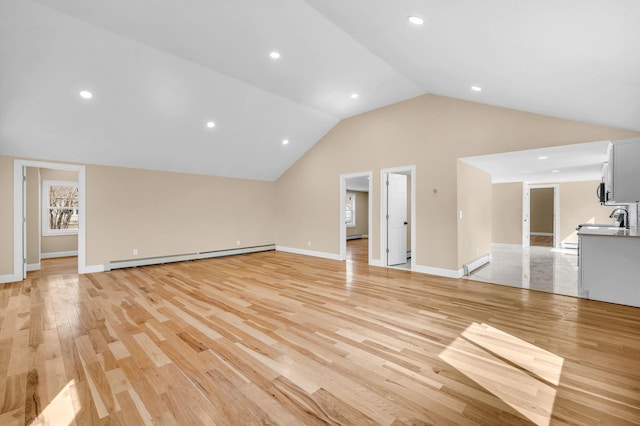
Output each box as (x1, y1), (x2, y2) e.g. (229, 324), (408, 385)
(551, 170), (560, 173)
(470, 86), (482, 92)
(206, 121), (215, 128)
(537, 156), (549, 160)
(282, 139), (289, 145)
(350, 93), (359, 99)
(269, 51), (281, 60)
(407, 15), (424, 25)
(79, 90), (92, 99)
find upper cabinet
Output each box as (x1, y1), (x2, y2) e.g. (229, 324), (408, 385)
(602, 138), (640, 205)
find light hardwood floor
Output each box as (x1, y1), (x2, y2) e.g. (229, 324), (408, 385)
(1, 249), (639, 425)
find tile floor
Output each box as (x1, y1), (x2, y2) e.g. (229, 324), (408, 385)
(467, 244), (580, 297)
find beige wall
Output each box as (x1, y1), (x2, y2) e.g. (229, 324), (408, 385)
(492, 183), (524, 245)
(346, 191), (369, 237)
(86, 164), (276, 265)
(26, 167), (40, 265)
(42, 235), (78, 255)
(559, 180), (614, 245)
(530, 188), (554, 233)
(457, 161), (492, 265)
(40, 168), (79, 255)
(275, 94), (637, 271)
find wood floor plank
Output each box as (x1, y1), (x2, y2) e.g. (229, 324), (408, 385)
(2, 248), (639, 425)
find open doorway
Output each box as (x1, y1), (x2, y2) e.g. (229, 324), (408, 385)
(526, 184), (559, 248)
(380, 166), (416, 270)
(25, 167), (80, 273)
(13, 159), (87, 282)
(340, 172), (372, 264)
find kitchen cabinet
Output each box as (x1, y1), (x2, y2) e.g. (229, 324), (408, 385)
(578, 226), (640, 307)
(602, 138), (640, 204)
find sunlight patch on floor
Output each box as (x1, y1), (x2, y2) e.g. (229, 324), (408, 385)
(439, 322), (564, 426)
(35, 380), (78, 426)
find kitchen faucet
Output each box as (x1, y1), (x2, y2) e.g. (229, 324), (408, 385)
(609, 207), (629, 228)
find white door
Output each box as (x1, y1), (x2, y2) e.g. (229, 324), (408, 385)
(22, 166), (27, 279)
(387, 173), (407, 265)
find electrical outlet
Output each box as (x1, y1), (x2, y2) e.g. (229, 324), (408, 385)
(307, 240), (311, 247)
(459, 210), (463, 219)
(236, 240), (240, 246)
(133, 248), (138, 256)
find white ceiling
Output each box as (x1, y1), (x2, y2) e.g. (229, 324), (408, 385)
(1, 0), (639, 181)
(346, 176), (370, 192)
(461, 140), (610, 184)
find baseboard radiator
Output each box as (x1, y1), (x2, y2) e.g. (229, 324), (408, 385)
(346, 234), (364, 240)
(104, 244), (275, 271)
(463, 253), (491, 276)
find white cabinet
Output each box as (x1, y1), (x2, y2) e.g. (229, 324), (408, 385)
(603, 138), (640, 204)
(578, 228), (640, 307)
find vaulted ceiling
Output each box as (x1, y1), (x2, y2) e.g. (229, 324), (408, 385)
(1, 0), (638, 181)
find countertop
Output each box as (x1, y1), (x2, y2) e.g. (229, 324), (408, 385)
(578, 226), (640, 238)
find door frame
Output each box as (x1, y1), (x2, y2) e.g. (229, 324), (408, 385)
(525, 183), (560, 248)
(380, 165), (416, 269)
(13, 159), (87, 281)
(340, 171), (373, 263)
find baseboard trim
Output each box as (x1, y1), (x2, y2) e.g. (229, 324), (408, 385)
(105, 245), (276, 271)
(276, 246), (342, 261)
(369, 259), (384, 267)
(83, 264), (106, 274)
(0, 273), (21, 284)
(413, 265), (464, 279)
(462, 254), (491, 276)
(27, 263), (40, 272)
(561, 242), (579, 249)
(346, 233), (369, 240)
(41, 250), (78, 259)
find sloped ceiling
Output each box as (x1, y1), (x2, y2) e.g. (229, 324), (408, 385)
(1, 0), (638, 180)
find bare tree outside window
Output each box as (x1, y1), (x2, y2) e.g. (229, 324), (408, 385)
(48, 184), (79, 231)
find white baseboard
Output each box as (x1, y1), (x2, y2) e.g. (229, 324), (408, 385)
(413, 265), (464, 279)
(41, 250), (78, 259)
(0, 273), (20, 284)
(531, 232), (553, 236)
(462, 253), (491, 276)
(276, 246), (342, 261)
(105, 245), (275, 271)
(82, 264), (105, 274)
(27, 263), (40, 272)
(561, 242), (578, 249)
(362, 258), (461, 278)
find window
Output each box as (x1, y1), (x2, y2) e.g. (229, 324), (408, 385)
(42, 180), (79, 235)
(345, 192), (356, 227)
